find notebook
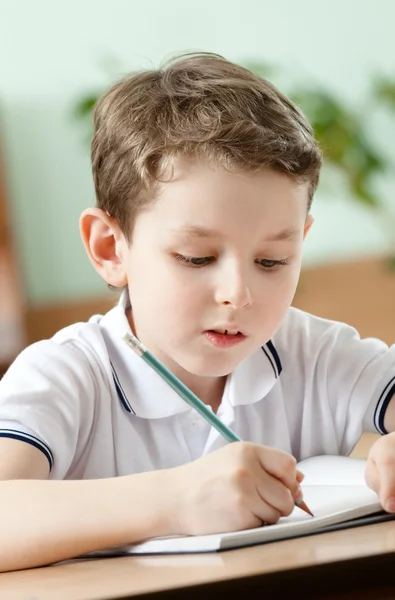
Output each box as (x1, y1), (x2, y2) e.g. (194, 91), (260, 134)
(86, 455), (394, 556)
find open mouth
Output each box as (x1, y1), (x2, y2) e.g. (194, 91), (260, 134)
(204, 329), (246, 348)
(211, 329), (241, 336)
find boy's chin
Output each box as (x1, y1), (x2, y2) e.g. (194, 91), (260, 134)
(182, 356), (240, 379)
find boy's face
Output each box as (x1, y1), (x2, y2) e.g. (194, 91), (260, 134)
(113, 158), (312, 379)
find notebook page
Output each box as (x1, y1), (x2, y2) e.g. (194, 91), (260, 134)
(282, 484), (380, 524)
(297, 455), (367, 486)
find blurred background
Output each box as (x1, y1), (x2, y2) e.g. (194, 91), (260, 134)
(1, 0), (395, 376)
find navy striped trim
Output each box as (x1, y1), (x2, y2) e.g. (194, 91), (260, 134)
(111, 363), (135, 414)
(261, 341), (282, 378)
(0, 429), (54, 470)
(374, 376), (395, 435)
(262, 346), (277, 377)
(266, 340), (282, 375)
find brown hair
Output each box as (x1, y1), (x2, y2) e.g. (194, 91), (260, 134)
(91, 52), (322, 238)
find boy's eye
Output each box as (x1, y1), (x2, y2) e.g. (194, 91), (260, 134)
(256, 258), (289, 270)
(175, 254), (214, 267)
(174, 255), (289, 269)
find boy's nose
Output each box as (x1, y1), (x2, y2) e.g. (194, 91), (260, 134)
(214, 278), (252, 309)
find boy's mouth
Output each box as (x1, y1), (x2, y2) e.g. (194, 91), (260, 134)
(203, 328), (247, 349)
(208, 323), (245, 335)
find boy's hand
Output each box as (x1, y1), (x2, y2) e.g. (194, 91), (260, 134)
(366, 433), (395, 513)
(168, 442), (304, 536)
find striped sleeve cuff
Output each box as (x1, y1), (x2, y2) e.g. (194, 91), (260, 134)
(373, 376), (395, 435)
(0, 429), (54, 470)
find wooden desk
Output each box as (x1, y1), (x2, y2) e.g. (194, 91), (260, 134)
(2, 521), (395, 600)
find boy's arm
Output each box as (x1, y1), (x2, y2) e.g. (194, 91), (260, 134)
(0, 438), (50, 479)
(0, 439), (176, 573)
(0, 439), (303, 573)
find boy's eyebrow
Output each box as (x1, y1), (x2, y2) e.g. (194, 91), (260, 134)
(169, 225), (300, 241)
(265, 227), (300, 241)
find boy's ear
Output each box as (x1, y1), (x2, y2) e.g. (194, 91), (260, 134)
(303, 213), (314, 239)
(79, 208), (128, 287)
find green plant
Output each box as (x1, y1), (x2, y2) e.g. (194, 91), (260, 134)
(244, 62), (392, 210)
(292, 89), (386, 207)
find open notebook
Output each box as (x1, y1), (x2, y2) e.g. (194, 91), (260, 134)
(86, 455), (394, 556)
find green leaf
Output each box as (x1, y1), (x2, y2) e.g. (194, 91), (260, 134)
(73, 95), (101, 119)
(374, 77), (395, 107)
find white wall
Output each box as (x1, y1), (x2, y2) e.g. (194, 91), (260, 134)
(0, 0), (394, 304)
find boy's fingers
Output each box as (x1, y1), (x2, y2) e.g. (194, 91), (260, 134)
(365, 460), (379, 493)
(255, 471), (295, 517)
(367, 458), (395, 512)
(296, 470), (305, 483)
(257, 447), (298, 491)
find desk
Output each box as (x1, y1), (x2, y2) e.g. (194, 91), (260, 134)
(2, 521), (395, 600)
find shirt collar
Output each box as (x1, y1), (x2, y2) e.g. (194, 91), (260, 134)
(98, 292), (282, 419)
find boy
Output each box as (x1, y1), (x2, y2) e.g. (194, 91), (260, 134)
(1, 52), (395, 572)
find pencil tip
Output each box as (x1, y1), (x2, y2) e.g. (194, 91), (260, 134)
(297, 500), (314, 517)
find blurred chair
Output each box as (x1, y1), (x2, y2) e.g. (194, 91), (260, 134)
(0, 142), (25, 376)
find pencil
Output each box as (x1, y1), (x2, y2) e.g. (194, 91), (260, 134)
(122, 331), (314, 517)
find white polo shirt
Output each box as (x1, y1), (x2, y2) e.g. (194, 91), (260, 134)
(0, 293), (394, 480)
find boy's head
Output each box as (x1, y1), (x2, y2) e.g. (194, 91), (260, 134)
(81, 53), (322, 386)
(89, 52), (321, 239)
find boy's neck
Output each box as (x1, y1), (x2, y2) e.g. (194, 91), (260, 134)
(181, 373), (227, 414)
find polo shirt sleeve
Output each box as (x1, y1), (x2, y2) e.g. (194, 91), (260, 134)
(0, 338), (97, 479)
(310, 317), (395, 454)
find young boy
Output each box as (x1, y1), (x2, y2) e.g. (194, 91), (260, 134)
(1, 52), (395, 572)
